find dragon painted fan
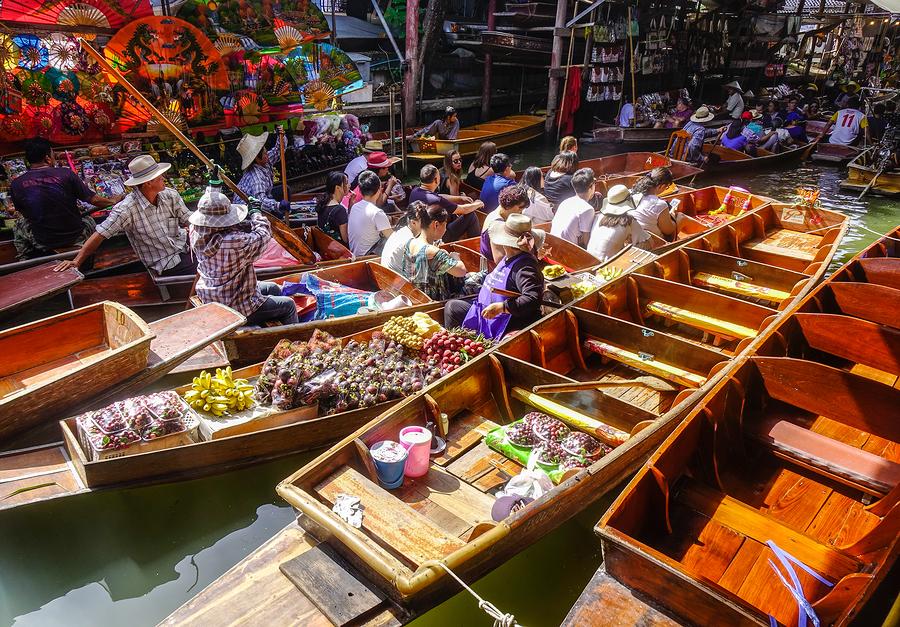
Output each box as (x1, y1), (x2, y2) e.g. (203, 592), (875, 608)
(177, 0), (329, 47)
(284, 42), (363, 98)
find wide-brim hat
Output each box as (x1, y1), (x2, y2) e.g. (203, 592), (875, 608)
(744, 90), (755, 99)
(366, 151), (400, 168)
(124, 154), (171, 186)
(491, 495), (533, 521)
(363, 140), (384, 152)
(189, 186), (249, 228)
(691, 106), (715, 123)
(601, 184), (634, 216)
(237, 131), (269, 171)
(723, 80), (743, 93)
(489, 213), (534, 249)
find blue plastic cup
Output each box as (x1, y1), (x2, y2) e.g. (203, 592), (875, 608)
(369, 440), (408, 489)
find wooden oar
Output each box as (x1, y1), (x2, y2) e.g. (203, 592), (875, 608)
(78, 39), (317, 265)
(857, 163), (886, 200)
(277, 124), (289, 223)
(800, 140), (818, 161)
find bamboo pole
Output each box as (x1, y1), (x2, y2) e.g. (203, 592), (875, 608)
(627, 5), (637, 127)
(277, 124), (288, 221)
(77, 39), (315, 263)
(556, 25), (577, 141)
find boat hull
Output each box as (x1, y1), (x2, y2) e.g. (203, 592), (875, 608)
(840, 148), (900, 197)
(409, 114), (546, 158)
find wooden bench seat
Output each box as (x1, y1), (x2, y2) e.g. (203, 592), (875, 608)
(748, 415), (900, 496)
(691, 272), (791, 304)
(645, 300), (758, 341)
(742, 231), (819, 261)
(317, 466), (465, 568)
(583, 339), (706, 388)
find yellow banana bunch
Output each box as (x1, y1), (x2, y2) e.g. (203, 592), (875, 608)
(182, 366), (255, 417)
(596, 266), (623, 283)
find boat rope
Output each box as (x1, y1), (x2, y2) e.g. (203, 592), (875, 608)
(853, 223), (900, 243)
(435, 563), (520, 627)
(765, 540), (833, 627)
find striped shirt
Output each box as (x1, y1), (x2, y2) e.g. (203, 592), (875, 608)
(235, 147), (280, 211)
(95, 188), (190, 273)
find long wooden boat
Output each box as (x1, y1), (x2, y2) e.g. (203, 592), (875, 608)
(408, 114), (546, 160)
(806, 119), (863, 165)
(0, 233), (140, 276)
(159, 197), (847, 625)
(591, 120), (718, 146)
(564, 224), (900, 627)
(840, 147), (900, 197)
(0, 307), (455, 511)
(0, 302), (245, 445)
(67, 226), (353, 309)
(693, 142), (814, 174)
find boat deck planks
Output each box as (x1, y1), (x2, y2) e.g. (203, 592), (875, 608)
(430, 411), (500, 467)
(0, 263), (82, 316)
(0, 444), (83, 505)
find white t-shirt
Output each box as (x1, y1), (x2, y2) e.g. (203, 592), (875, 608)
(618, 103), (635, 127)
(524, 189), (555, 224)
(587, 218), (651, 261)
(631, 194), (670, 237)
(550, 196), (594, 245)
(828, 109), (867, 146)
(343, 154), (368, 185)
(380, 225), (413, 272)
(348, 199), (391, 256)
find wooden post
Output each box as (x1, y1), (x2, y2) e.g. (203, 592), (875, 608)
(627, 5), (636, 127)
(482, 0), (496, 120)
(403, 0), (420, 127)
(277, 124), (288, 221)
(546, 0), (570, 133)
(557, 27), (577, 141)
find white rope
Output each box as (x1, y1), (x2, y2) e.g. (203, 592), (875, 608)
(435, 563), (520, 627)
(853, 223), (900, 243)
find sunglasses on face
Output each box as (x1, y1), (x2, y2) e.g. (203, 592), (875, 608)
(451, 158), (462, 164)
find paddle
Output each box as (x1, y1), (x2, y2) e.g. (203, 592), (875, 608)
(857, 163), (885, 200)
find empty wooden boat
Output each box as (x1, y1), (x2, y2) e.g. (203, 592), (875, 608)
(68, 226), (353, 309)
(591, 123), (705, 146)
(564, 225), (900, 627)
(0, 263), (82, 318)
(0, 233), (140, 276)
(0, 308), (462, 510)
(408, 114), (545, 160)
(840, 148), (900, 198)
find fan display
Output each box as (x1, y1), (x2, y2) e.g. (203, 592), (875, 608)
(0, 34), (21, 70)
(0, 0), (155, 35)
(46, 34), (80, 70)
(13, 35), (49, 71)
(285, 42), (363, 100)
(177, 0), (330, 48)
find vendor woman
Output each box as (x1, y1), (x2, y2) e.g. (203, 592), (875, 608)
(398, 204), (469, 300)
(444, 214), (546, 340)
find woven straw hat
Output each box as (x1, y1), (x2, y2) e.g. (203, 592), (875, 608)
(237, 131), (269, 171)
(189, 186), (249, 228)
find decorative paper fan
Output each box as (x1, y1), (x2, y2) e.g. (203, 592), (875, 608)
(46, 34), (79, 70)
(214, 33), (244, 57)
(274, 20), (303, 52)
(2, 114), (28, 139)
(146, 100), (188, 136)
(285, 43), (363, 98)
(0, 35), (20, 70)
(56, 100), (89, 135)
(13, 35), (49, 71)
(26, 104), (55, 137)
(303, 80), (335, 111)
(57, 4), (108, 40)
(18, 71), (51, 105)
(235, 90), (269, 124)
(88, 103), (115, 131)
(177, 0), (330, 46)
(77, 71), (114, 103)
(46, 68), (80, 102)
(0, 1), (153, 33)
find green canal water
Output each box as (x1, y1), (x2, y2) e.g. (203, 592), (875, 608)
(1, 139), (898, 626)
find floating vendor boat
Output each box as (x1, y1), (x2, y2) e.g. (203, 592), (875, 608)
(563, 224), (900, 627)
(66, 226), (352, 309)
(840, 147), (900, 198)
(0, 301), (244, 444)
(408, 114), (546, 161)
(665, 131), (815, 174)
(590, 118), (720, 146)
(159, 196), (847, 626)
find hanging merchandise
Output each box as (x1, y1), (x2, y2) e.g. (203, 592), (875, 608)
(0, 34), (21, 71)
(0, 1), (154, 37)
(13, 35), (49, 71)
(177, 0), (330, 48)
(284, 42), (363, 100)
(46, 34), (80, 71)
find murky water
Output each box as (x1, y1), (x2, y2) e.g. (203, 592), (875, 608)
(1, 138), (897, 626)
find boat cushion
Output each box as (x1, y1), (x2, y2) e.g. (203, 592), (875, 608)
(645, 300), (757, 340)
(583, 339), (707, 388)
(691, 272), (791, 303)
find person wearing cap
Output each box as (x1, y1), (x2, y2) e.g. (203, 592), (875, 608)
(444, 213), (546, 340)
(54, 154), (195, 277)
(189, 186), (298, 327)
(677, 106), (723, 164)
(408, 164), (483, 243)
(235, 130), (291, 218)
(11, 137), (124, 259)
(479, 153), (517, 212)
(834, 82), (860, 110)
(745, 109), (764, 136)
(550, 167), (596, 247)
(721, 81), (745, 119)
(586, 184), (651, 262)
(413, 106), (460, 140)
(737, 112), (760, 156)
(348, 170), (394, 256)
(820, 96), (868, 147)
(344, 139), (383, 187)
(342, 151), (404, 210)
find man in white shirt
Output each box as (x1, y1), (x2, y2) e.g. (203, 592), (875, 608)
(380, 201), (423, 272)
(618, 96), (635, 127)
(344, 140), (384, 186)
(550, 168), (596, 247)
(821, 97), (868, 147)
(348, 170), (393, 256)
(723, 81), (744, 119)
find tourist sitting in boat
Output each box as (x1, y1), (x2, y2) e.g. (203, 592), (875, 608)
(587, 184), (652, 262)
(344, 140), (384, 187)
(833, 81), (860, 110)
(408, 164), (483, 243)
(413, 106), (460, 140)
(189, 185), (299, 327)
(550, 167), (596, 247)
(10, 137), (123, 260)
(655, 97), (693, 129)
(482, 184), (532, 264)
(677, 106), (721, 163)
(721, 120), (750, 153)
(559, 135), (578, 154)
(821, 96), (868, 146)
(737, 113), (760, 156)
(381, 202), (423, 273)
(745, 109), (764, 136)
(479, 153), (517, 212)
(721, 81), (745, 119)
(465, 141), (497, 191)
(762, 100), (780, 128)
(342, 151), (404, 210)
(444, 213), (546, 340)
(630, 168), (679, 239)
(759, 117), (793, 153)
(521, 166), (555, 223)
(316, 171), (350, 246)
(54, 155), (196, 277)
(235, 131), (291, 218)
(439, 150), (463, 196)
(398, 204), (469, 301)
(543, 151), (579, 207)
(617, 95), (636, 127)
(348, 170), (394, 256)
(806, 101), (823, 121)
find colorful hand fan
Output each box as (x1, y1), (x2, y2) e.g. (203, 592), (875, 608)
(46, 34), (79, 71)
(177, 0), (329, 47)
(0, 34), (20, 70)
(284, 42), (362, 98)
(13, 35), (49, 71)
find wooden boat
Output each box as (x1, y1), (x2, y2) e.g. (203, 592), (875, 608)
(806, 119), (863, 165)
(0, 307), (451, 511)
(0, 302), (245, 445)
(591, 119), (718, 146)
(699, 142), (814, 173)
(159, 198), (847, 625)
(67, 226), (353, 309)
(0, 233), (140, 276)
(0, 263), (82, 318)
(447, 227), (602, 273)
(564, 225), (900, 627)
(223, 260), (433, 365)
(840, 147), (900, 197)
(408, 114), (546, 160)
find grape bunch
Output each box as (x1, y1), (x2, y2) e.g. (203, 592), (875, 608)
(536, 441), (566, 466)
(421, 329), (490, 374)
(562, 432), (609, 458)
(506, 422), (538, 447)
(530, 416), (570, 443)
